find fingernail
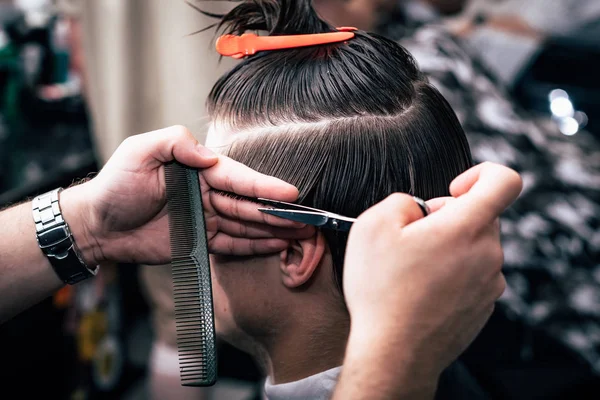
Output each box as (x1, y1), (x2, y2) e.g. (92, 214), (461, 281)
(197, 144), (217, 158)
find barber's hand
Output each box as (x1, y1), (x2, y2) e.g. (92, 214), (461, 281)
(61, 126), (311, 266)
(342, 162), (522, 381)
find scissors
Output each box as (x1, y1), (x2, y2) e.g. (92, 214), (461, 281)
(257, 197), (430, 232)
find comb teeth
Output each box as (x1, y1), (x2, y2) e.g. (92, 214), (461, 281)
(165, 162), (218, 387)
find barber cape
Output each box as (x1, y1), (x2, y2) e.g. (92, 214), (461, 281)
(263, 362), (489, 400)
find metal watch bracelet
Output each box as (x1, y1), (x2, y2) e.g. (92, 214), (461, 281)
(32, 188), (99, 285)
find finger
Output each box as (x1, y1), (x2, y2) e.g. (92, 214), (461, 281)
(210, 191), (306, 228)
(113, 125), (219, 170)
(448, 162), (523, 223)
(203, 156), (299, 203)
(216, 216), (316, 239)
(208, 234), (289, 256)
(356, 193), (426, 230)
(425, 197), (454, 213)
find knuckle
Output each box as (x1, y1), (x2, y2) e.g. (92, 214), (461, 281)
(356, 204), (385, 226)
(249, 238), (257, 253)
(388, 192), (406, 202)
(387, 192), (413, 208)
(171, 124), (189, 137)
(352, 217), (378, 236)
(260, 210), (270, 225)
(239, 221), (248, 237)
(172, 125), (191, 146)
(223, 174), (234, 193)
(350, 218), (382, 244)
(251, 178), (260, 199)
(121, 135), (136, 149)
(386, 193), (422, 220)
(232, 197), (240, 217)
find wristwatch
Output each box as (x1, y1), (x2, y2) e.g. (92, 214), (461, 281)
(32, 188), (99, 285)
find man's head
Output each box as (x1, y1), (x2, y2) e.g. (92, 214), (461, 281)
(204, 0), (472, 355)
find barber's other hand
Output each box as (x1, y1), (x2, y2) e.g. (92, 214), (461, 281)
(60, 126), (311, 266)
(343, 162), (522, 381)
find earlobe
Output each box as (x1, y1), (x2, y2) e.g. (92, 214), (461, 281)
(280, 232), (327, 288)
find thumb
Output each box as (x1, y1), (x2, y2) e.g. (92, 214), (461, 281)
(449, 162), (523, 223)
(111, 125), (219, 170)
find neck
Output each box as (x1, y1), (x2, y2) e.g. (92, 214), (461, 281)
(260, 303), (350, 385)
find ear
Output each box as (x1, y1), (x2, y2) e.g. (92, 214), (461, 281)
(279, 231), (328, 288)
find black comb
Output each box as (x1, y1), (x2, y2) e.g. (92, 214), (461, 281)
(164, 161), (218, 386)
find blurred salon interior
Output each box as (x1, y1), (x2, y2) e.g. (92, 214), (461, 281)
(0, 0), (599, 399)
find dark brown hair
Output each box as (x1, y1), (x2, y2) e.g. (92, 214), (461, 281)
(206, 0), (473, 298)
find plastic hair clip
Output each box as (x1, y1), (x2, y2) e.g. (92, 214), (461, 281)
(216, 27), (357, 59)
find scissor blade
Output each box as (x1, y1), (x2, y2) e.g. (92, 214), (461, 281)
(258, 208), (329, 227)
(257, 198), (294, 208)
(257, 198), (327, 213)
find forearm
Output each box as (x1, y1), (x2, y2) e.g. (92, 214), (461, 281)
(0, 185), (97, 324)
(0, 201), (62, 323)
(333, 330), (439, 400)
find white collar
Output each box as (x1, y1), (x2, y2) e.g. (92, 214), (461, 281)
(263, 366), (342, 400)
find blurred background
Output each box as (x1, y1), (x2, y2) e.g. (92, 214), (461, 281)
(0, 0), (599, 399)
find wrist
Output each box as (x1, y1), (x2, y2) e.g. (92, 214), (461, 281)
(345, 322), (441, 397)
(59, 184), (105, 266)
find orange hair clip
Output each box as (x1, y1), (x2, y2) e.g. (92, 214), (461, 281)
(216, 27), (357, 59)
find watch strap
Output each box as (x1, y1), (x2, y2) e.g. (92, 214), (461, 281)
(33, 188), (99, 285)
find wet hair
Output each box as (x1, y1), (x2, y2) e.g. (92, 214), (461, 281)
(206, 0), (473, 298)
